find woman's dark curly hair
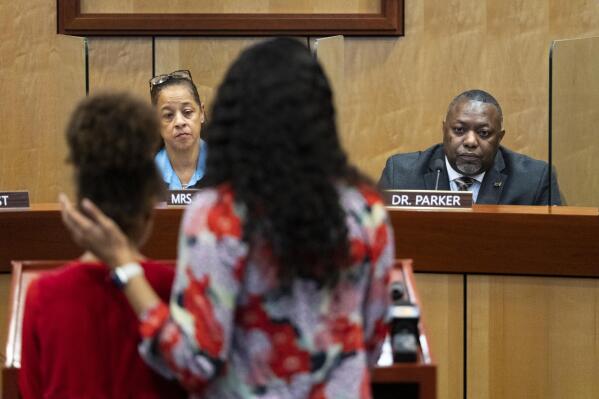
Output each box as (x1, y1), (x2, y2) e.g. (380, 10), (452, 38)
(66, 92), (164, 241)
(203, 38), (368, 286)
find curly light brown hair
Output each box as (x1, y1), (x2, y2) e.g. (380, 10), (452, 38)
(66, 92), (164, 241)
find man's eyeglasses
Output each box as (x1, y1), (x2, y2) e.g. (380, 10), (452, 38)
(149, 70), (193, 89)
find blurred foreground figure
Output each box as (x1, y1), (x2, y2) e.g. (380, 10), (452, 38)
(61, 38), (394, 398)
(20, 93), (186, 398)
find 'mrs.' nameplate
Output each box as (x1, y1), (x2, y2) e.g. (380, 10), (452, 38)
(166, 190), (199, 206)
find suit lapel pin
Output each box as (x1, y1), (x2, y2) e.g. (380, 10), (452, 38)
(494, 182), (502, 187)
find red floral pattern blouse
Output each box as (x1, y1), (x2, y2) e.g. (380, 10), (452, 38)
(139, 184), (394, 398)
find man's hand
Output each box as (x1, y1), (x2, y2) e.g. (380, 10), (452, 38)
(59, 193), (136, 268)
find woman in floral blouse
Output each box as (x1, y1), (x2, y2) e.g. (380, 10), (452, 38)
(60, 38), (395, 398)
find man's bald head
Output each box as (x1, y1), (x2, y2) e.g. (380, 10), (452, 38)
(446, 89), (503, 129)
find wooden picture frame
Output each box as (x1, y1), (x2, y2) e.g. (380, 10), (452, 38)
(57, 0), (404, 36)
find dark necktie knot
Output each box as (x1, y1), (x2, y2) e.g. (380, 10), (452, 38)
(454, 176), (475, 191)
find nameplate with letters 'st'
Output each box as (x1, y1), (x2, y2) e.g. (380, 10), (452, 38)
(166, 190), (199, 206)
(382, 190), (472, 209)
(0, 191), (30, 209)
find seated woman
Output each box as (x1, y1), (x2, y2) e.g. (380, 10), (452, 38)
(61, 38), (395, 398)
(150, 70), (207, 189)
(19, 93), (186, 398)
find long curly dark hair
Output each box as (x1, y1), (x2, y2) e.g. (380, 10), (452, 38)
(203, 38), (368, 286)
(66, 92), (164, 242)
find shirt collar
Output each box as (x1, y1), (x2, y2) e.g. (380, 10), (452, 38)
(154, 139), (207, 190)
(445, 156), (485, 183)
(186, 141), (207, 187)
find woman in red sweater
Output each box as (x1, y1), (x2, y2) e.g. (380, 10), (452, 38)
(19, 93), (186, 398)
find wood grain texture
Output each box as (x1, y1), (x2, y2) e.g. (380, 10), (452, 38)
(81, 0), (381, 14)
(88, 38), (153, 100)
(551, 36), (599, 206)
(0, 0), (85, 203)
(549, 0), (599, 38)
(0, 204), (183, 273)
(3, 204), (598, 275)
(414, 273), (463, 399)
(468, 275), (599, 399)
(389, 205), (599, 277)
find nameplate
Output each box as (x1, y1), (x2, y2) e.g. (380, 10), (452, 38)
(166, 190), (199, 206)
(0, 191), (30, 209)
(383, 190), (472, 209)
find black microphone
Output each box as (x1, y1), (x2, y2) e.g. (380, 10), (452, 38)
(432, 159), (444, 190)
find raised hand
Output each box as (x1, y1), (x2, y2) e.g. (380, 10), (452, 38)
(59, 193), (136, 268)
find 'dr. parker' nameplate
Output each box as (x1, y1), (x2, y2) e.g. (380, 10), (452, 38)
(0, 191), (30, 209)
(166, 190), (199, 206)
(383, 190), (472, 209)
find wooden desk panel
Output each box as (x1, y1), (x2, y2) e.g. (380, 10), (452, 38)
(414, 274), (463, 399)
(389, 205), (599, 277)
(468, 275), (599, 399)
(0, 204), (183, 273)
(2, 204), (597, 276)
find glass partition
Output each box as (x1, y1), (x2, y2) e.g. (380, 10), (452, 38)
(312, 36), (346, 146)
(550, 36), (599, 207)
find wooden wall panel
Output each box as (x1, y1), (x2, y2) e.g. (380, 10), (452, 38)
(414, 273), (463, 399)
(468, 275), (599, 399)
(551, 37), (599, 206)
(81, 0), (381, 14)
(0, 0), (84, 203)
(549, 0), (599, 38)
(88, 38), (153, 100)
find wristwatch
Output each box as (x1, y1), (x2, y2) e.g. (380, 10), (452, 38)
(111, 262), (144, 289)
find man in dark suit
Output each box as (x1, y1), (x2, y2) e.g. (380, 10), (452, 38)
(379, 90), (562, 205)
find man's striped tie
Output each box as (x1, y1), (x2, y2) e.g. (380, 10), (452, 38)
(454, 176), (475, 191)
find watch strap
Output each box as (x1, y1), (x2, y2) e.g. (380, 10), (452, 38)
(111, 262), (143, 289)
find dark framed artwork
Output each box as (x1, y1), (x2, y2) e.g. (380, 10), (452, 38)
(57, 0), (404, 36)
